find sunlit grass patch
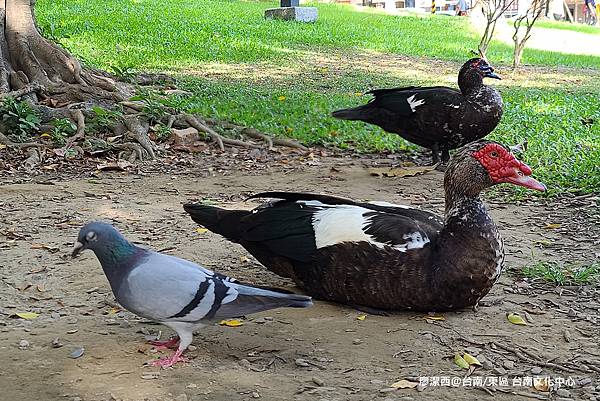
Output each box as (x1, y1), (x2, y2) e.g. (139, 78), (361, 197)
(521, 261), (600, 285)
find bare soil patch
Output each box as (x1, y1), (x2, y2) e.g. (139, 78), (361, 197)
(1, 152), (599, 401)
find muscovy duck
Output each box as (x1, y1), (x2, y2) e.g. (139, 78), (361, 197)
(331, 58), (503, 164)
(183, 141), (545, 312)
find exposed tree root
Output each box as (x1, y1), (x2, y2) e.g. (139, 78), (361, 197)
(0, 131), (38, 148)
(183, 113), (260, 152)
(124, 115), (155, 160)
(0, 0), (307, 166)
(243, 127), (307, 151)
(0, 83), (43, 99)
(23, 147), (40, 169)
(114, 142), (145, 163)
(203, 117), (308, 151)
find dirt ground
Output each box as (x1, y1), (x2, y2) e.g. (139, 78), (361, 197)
(1, 150), (599, 401)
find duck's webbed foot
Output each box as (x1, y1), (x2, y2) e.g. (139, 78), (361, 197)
(434, 149), (451, 171)
(430, 144), (440, 165)
(441, 149), (451, 163)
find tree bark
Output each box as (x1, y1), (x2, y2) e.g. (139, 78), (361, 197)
(0, 0), (306, 164)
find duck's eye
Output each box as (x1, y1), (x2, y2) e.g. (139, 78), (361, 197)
(490, 151), (498, 158)
(85, 231), (97, 241)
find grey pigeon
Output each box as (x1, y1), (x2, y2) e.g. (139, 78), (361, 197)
(72, 221), (312, 367)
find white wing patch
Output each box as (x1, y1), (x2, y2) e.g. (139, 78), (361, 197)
(406, 94), (425, 112)
(307, 202), (429, 252)
(311, 205), (379, 249)
(403, 232), (430, 249)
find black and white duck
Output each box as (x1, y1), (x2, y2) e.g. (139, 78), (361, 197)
(183, 141), (545, 312)
(332, 58), (503, 164)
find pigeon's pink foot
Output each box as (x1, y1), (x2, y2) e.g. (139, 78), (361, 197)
(148, 336), (180, 350)
(150, 349), (188, 368)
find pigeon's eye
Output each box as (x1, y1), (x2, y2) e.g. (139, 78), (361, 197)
(86, 231), (97, 241)
(490, 151), (498, 158)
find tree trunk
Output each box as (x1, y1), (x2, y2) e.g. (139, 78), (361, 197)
(0, 0), (125, 99)
(512, 42), (525, 69)
(0, 0), (306, 164)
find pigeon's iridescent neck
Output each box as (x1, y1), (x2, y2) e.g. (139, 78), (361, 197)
(94, 239), (146, 294)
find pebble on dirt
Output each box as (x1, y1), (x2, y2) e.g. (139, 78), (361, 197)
(68, 347), (85, 359)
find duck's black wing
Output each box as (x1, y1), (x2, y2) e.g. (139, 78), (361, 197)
(365, 86), (460, 117)
(239, 192), (443, 264)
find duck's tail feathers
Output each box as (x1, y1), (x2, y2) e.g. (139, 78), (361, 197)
(331, 105), (372, 121)
(183, 203), (250, 242)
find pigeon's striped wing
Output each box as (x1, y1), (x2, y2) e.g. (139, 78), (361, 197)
(118, 253), (239, 323)
(117, 252), (311, 323)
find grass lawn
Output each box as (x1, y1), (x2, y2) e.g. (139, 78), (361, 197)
(36, 0), (600, 195)
(536, 20), (600, 35)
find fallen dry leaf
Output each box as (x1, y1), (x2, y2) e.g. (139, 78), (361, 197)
(463, 353), (481, 366)
(13, 312), (39, 320)
(219, 319), (243, 327)
(30, 243), (59, 253)
(107, 307), (122, 315)
(454, 353), (470, 369)
(369, 165), (436, 178)
(96, 160), (133, 171)
(356, 315), (366, 321)
(195, 227), (208, 234)
(533, 377), (549, 392)
(424, 315), (445, 322)
(533, 239), (552, 247)
(390, 379), (418, 389)
(507, 312), (528, 326)
(544, 223), (561, 229)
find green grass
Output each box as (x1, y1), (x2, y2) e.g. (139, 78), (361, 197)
(490, 88), (600, 195)
(521, 261), (600, 285)
(536, 20), (600, 35)
(165, 75), (600, 195)
(36, 0), (600, 69)
(34, 0), (600, 194)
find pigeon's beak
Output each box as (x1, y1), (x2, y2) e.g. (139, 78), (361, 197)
(71, 241), (85, 257)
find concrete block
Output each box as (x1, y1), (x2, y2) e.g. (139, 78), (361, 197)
(264, 7), (318, 23)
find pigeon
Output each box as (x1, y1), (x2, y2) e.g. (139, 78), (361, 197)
(71, 221), (313, 367)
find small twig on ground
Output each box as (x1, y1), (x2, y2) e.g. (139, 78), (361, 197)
(495, 388), (548, 400)
(473, 386), (495, 396)
(490, 341), (576, 373)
